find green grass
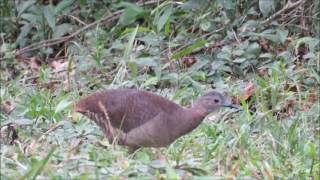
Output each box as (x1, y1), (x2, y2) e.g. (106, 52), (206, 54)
(1, 68), (319, 179)
(1, 0), (319, 179)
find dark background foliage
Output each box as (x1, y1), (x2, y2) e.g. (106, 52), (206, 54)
(0, 0), (319, 179)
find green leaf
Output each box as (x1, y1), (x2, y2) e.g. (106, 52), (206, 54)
(171, 39), (207, 60)
(200, 20), (211, 31)
(223, 0), (237, 10)
(55, 0), (74, 14)
(233, 58), (247, 63)
(55, 99), (72, 113)
(247, 42), (261, 56)
(79, 0), (86, 6)
(32, 147), (56, 180)
(135, 57), (159, 67)
(14, 118), (33, 125)
(52, 23), (74, 38)
(165, 163), (178, 180)
(118, 2), (144, 26)
(191, 71), (206, 81)
(259, 0), (275, 17)
(276, 30), (288, 44)
(157, 5), (173, 32)
(123, 25), (139, 61)
(128, 61), (138, 77)
(43, 5), (56, 30)
(21, 13), (43, 25)
(294, 37), (320, 53)
(239, 95), (252, 121)
(217, 46), (232, 60)
(22, 146), (56, 180)
(141, 77), (158, 88)
(120, 26), (152, 37)
(180, 0), (209, 10)
(16, 24), (32, 44)
(164, 16), (171, 35)
(304, 141), (317, 159)
(17, 0), (36, 17)
(181, 167), (208, 176)
(188, 58), (209, 73)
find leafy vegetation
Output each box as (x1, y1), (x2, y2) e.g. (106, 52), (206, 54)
(1, 0), (319, 179)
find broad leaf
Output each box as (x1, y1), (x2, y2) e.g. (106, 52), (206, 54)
(259, 0), (275, 17)
(17, 0), (36, 17)
(55, 0), (74, 14)
(157, 5), (173, 32)
(118, 2), (144, 26)
(52, 23), (75, 38)
(43, 5), (56, 30)
(55, 99), (72, 113)
(171, 39), (207, 60)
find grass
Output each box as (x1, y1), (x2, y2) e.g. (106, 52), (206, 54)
(0, 0), (319, 179)
(1, 70), (318, 178)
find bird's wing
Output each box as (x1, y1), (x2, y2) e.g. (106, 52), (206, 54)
(123, 113), (173, 147)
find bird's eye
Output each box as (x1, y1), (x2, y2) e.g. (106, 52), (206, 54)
(214, 99), (219, 103)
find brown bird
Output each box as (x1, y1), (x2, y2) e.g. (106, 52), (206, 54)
(74, 88), (235, 153)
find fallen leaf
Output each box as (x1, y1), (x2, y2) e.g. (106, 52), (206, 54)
(233, 81), (255, 104)
(282, 98), (296, 116)
(258, 68), (268, 76)
(302, 90), (318, 112)
(50, 60), (62, 69)
(181, 172), (193, 180)
(179, 55), (197, 68)
(29, 57), (41, 71)
(0, 123), (18, 145)
(243, 81), (255, 100)
(63, 79), (71, 92)
(258, 37), (272, 52)
(227, 160), (240, 180)
(1, 101), (15, 114)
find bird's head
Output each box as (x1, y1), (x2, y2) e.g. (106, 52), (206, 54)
(74, 93), (102, 119)
(193, 91), (237, 114)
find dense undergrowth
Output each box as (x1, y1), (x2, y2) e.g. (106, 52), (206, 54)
(0, 0), (319, 179)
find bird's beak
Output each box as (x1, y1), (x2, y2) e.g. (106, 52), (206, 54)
(222, 104), (239, 109)
(222, 98), (240, 109)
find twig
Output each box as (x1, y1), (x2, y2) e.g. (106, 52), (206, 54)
(66, 15), (87, 26)
(281, 14), (320, 20)
(261, 0), (306, 26)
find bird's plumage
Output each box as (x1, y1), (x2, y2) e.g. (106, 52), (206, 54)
(75, 88), (230, 152)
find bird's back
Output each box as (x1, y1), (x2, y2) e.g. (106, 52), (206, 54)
(76, 88), (182, 132)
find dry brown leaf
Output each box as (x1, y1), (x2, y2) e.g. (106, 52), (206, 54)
(227, 160), (240, 180)
(63, 79), (71, 92)
(29, 57), (41, 71)
(282, 98), (296, 116)
(233, 81), (255, 104)
(262, 165), (273, 180)
(258, 38), (272, 52)
(1, 101), (15, 114)
(50, 60), (62, 69)
(243, 81), (255, 100)
(181, 172), (193, 180)
(179, 55), (196, 68)
(302, 90), (318, 112)
(0, 123), (18, 145)
(258, 68), (268, 76)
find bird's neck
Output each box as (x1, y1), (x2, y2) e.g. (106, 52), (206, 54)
(171, 104), (208, 138)
(189, 102), (210, 119)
